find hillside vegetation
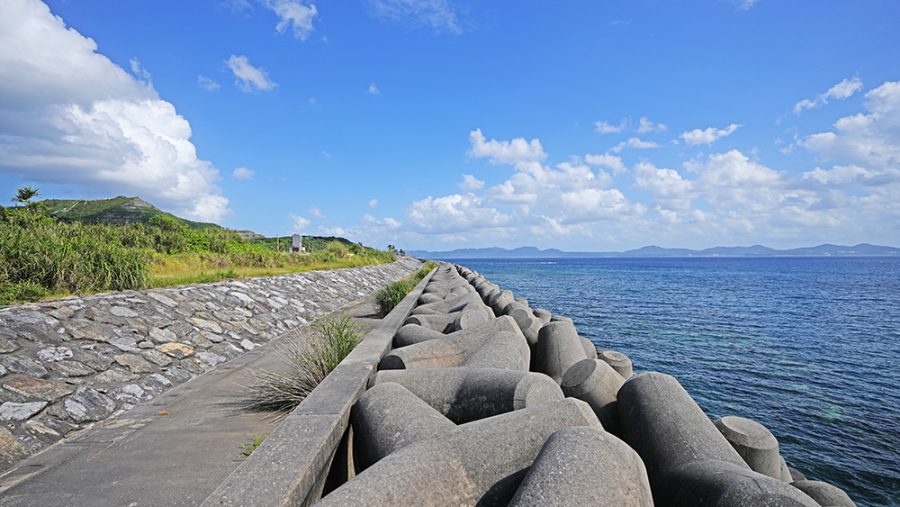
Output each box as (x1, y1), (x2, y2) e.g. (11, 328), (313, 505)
(0, 194), (394, 305)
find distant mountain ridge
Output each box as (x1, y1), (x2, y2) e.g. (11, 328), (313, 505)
(409, 243), (900, 259)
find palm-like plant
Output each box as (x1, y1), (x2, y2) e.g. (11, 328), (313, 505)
(12, 186), (39, 206)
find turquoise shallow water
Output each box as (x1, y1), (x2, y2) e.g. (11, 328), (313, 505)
(449, 257), (900, 506)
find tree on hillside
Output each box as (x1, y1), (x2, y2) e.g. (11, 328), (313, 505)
(11, 186), (39, 206)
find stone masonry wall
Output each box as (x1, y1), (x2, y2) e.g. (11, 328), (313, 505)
(0, 257), (420, 471)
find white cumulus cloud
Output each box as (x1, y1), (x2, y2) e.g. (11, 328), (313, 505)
(636, 116), (666, 134)
(460, 174), (485, 192)
(595, 119), (626, 134)
(289, 213), (310, 233)
(226, 55), (276, 92)
(611, 137), (660, 153)
(262, 0), (318, 40)
(197, 75), (221, 91)
(233, 167), (255, 180)
(368, 198), (379, 208)
(584, 153), (627, 173)
(367, 82), (380, 95)
(681, 124), (741, 145)
(468, 128), (546, 171)
(801, 80), (900, 170)
(794, 77), (863, 114)
(0, 0), (229, 221)
(366, 0), (462, 34)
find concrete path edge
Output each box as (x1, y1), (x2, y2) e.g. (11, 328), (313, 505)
(201, 267), (437, 507)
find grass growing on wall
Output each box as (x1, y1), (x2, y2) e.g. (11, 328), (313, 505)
(241, 314), (362, 413)
(373, 260), (437, 317)
(0, 205), (395, 305)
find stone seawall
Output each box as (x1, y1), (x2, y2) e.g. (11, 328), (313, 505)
(0, 257), (420, 470)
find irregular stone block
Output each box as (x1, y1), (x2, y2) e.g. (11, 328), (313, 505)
(50, 360), (95, 377)
(158, 342), (194, 359)
(0, 401), (48, 421)
(0, 355), (48, 378)
(36, 346), (72, 363)
(1, 375), (73, 401)
(351, 382), (454, 468)
(63, 388), (116, 423)
(372, 368), (563, 423)
(791, 480), (855, 506)
(533, 320), (585, 383)
(509, 427), (653, 507)
(561, 359), (625, 434)
(318, 398), (601, 507)
(114, 353), (155, 374)
(714, 415), (784, 480)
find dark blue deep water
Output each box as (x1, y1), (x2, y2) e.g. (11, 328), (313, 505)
(450, 257), (900, 506)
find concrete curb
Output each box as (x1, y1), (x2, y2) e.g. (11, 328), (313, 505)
(201, 267), (436, 507)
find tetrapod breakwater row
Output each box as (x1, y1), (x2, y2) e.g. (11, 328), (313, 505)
(211, 262), (855, 506)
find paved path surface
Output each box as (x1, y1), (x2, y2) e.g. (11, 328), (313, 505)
(0, 298), (382, 507)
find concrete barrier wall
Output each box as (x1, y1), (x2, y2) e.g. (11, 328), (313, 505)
(202, 266), (436, 507)
(0, 258), (421, 472)
(206, 261), (856, 507)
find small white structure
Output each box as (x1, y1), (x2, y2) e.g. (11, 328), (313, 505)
(291, 234), (305, 253)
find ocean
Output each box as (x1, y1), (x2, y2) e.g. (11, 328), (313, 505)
(448, 256), (899, 506)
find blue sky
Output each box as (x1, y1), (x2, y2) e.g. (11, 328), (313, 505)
(1, 0), (899, 250)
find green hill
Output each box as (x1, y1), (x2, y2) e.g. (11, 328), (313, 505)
(41, 196), (219, 229)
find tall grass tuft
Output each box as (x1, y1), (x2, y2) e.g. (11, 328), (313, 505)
(373, 260), (437, 317)
(241, 314), (362, 413)
(0, 204), (396, 304)
(374, 280), (414, 317)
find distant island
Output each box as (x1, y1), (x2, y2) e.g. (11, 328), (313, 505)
(409, 243), (900, 259)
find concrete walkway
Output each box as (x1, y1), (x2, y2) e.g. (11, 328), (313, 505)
(0, 298), (382, 506)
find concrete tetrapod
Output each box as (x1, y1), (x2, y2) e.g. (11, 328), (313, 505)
(791, 480), (856, 506)
(508, 427), (653, 507)
(714, 415), (785, 480)
(533, 320), (586, 383)
(532, 308), (552, 324)
(599, 349), (634, 378)
(316, 398), (602, 507)
(379, 316), (523, 370)
(617, 372), (749, 499)
(410, 292), (486, 316)
(351, 382), (455, 469)
(662, 459), (819, 507)
(464, 330), (531, 371)
(450, 306), (495, 332)
(370, 368), (564, 423)
(403, 313), (457, 332)
(561, 358), (625, 434)
(579, 336), (597, 359)
(392, 324), (446, 347)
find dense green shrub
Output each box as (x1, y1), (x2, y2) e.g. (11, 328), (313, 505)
(0, 204), (394, 304)
(375, 280), (414, 317)
(0, 209), (150, 300)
